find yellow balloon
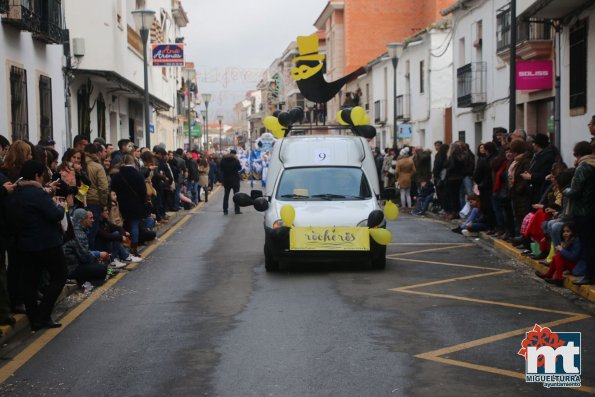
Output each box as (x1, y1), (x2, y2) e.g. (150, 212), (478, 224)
(351, 106), (366, 126)
(362, 114), (371, 125)
(264, 116), (283, 132)
(336, 111), (348, 125)
(384, 200), (399, 220)
(280, 204), (295, 227)
(370, 228), (392, 245)
(271, 128), (286, 139)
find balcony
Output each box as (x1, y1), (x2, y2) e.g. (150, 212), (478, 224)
(457, 62), (487, 108)
(498, 19), (553, 62)
(374, 100), (387, 124)
(2, 0), (41, 33)
(396, 94), (410, 121)
(33, 0), (63, 44)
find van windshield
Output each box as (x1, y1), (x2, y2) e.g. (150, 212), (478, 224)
(276, 167), (373, 201)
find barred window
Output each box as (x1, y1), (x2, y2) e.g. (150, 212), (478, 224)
(39, 75), (53, 140)
(569, 20), (587, 110)
(10, 66), (29, 141)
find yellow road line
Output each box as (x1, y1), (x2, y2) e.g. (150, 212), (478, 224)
(386, 256), (504, 271)
(392, 269), (513, 291)
(0, 186), (221, 384)
(393, 288), (585, 316)
(390, 243), (473, 246)
(392, 244), (474, 257)
(389, 247), (593, 392)
(416, 313), (591, 359)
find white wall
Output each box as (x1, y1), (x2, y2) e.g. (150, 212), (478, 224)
(559, 7), (595, 163)
(0, 26), (67, 151)
(64, 0), (186, 148)
(451, 0), (510, 151)
(402, 29), (453, 149)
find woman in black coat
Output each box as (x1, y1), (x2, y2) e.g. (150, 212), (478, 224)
(110, 155), (147, 257)
(9, 160), (67, 331)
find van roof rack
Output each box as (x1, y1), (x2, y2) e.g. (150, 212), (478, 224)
(283, 125), (358, 137)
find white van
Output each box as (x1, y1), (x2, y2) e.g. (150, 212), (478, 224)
(253, 134), (386, 271)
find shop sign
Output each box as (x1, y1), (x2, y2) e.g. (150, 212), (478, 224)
(517, 61), (553, 90)
(152, 44), (185, 67)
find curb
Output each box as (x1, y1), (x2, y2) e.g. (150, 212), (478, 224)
(424, 212), (595, 303)
(0, 193), (212, 345)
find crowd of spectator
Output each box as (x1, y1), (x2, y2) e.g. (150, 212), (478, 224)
(374, 115), (595, 288)
(0, 134), (219, 331)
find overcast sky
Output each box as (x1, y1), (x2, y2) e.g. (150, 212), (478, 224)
(182, 0), (328, 124)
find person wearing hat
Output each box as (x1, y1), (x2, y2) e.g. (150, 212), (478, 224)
(520, 133), (558, 204)
(219, 149), (242, 215)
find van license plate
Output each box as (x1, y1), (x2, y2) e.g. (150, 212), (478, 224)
(290, 227), (370, 251)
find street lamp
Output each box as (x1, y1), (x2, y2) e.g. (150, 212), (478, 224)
(387, 42), (404, 148)
(200, 110), (207, 151)
(217, 115), (223, 152)
(183, 68), (193, 151)
(202, 93), (212, 152)
(131, 8), (156, 148)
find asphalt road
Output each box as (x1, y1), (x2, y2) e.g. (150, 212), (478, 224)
(0, 182), (593, 396)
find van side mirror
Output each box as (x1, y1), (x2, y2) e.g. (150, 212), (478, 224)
(253, 197), (269, 212)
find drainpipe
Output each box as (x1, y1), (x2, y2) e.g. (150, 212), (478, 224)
(554, 22), (561, 150)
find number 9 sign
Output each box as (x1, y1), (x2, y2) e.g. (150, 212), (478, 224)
(314, 150), (330, 164)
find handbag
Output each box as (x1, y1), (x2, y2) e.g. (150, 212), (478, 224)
(145, 177), (157, 197)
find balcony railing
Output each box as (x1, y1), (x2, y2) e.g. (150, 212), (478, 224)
(3, 0), (42, 33)
(1, 0), (8, 14)
(34, 0), (63, 44)
(374, 99), (387, 124)
(457, 62), (487, 108)
(396, 94), (410, 120)
(498, 18), (553, 60)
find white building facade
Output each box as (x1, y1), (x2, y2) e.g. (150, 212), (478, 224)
(444, 0), (512, 151)
(64, 0), (188, 150)
(0, 0), (67, 151)
(518, 0), (595, 162)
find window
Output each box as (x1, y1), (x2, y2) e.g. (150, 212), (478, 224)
(474, 20), (483, 48)
(97, 93), (106, 139)
(496, 8), (511, 52)
(569, 20), (587, 110)
(419, 60), (425, 94)
(39, 75), (53, 140)
(459, 37), (466, 65)
(276, 167), (372, 201)
(9, 66), (29, 141)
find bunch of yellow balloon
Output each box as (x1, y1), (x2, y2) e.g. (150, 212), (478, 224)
(336, 106), (371, 127)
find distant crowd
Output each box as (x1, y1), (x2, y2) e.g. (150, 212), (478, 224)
(0, 134), (221, 331)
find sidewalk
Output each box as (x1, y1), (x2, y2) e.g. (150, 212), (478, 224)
(0, 193), (216, 345)
(425, 211), (595, 303)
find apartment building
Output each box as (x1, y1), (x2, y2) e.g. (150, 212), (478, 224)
(64, 0), (189, 149)
(315, 0), (453, 124)
(0, 0), (67, 150)
(518, 0), (595, 161)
